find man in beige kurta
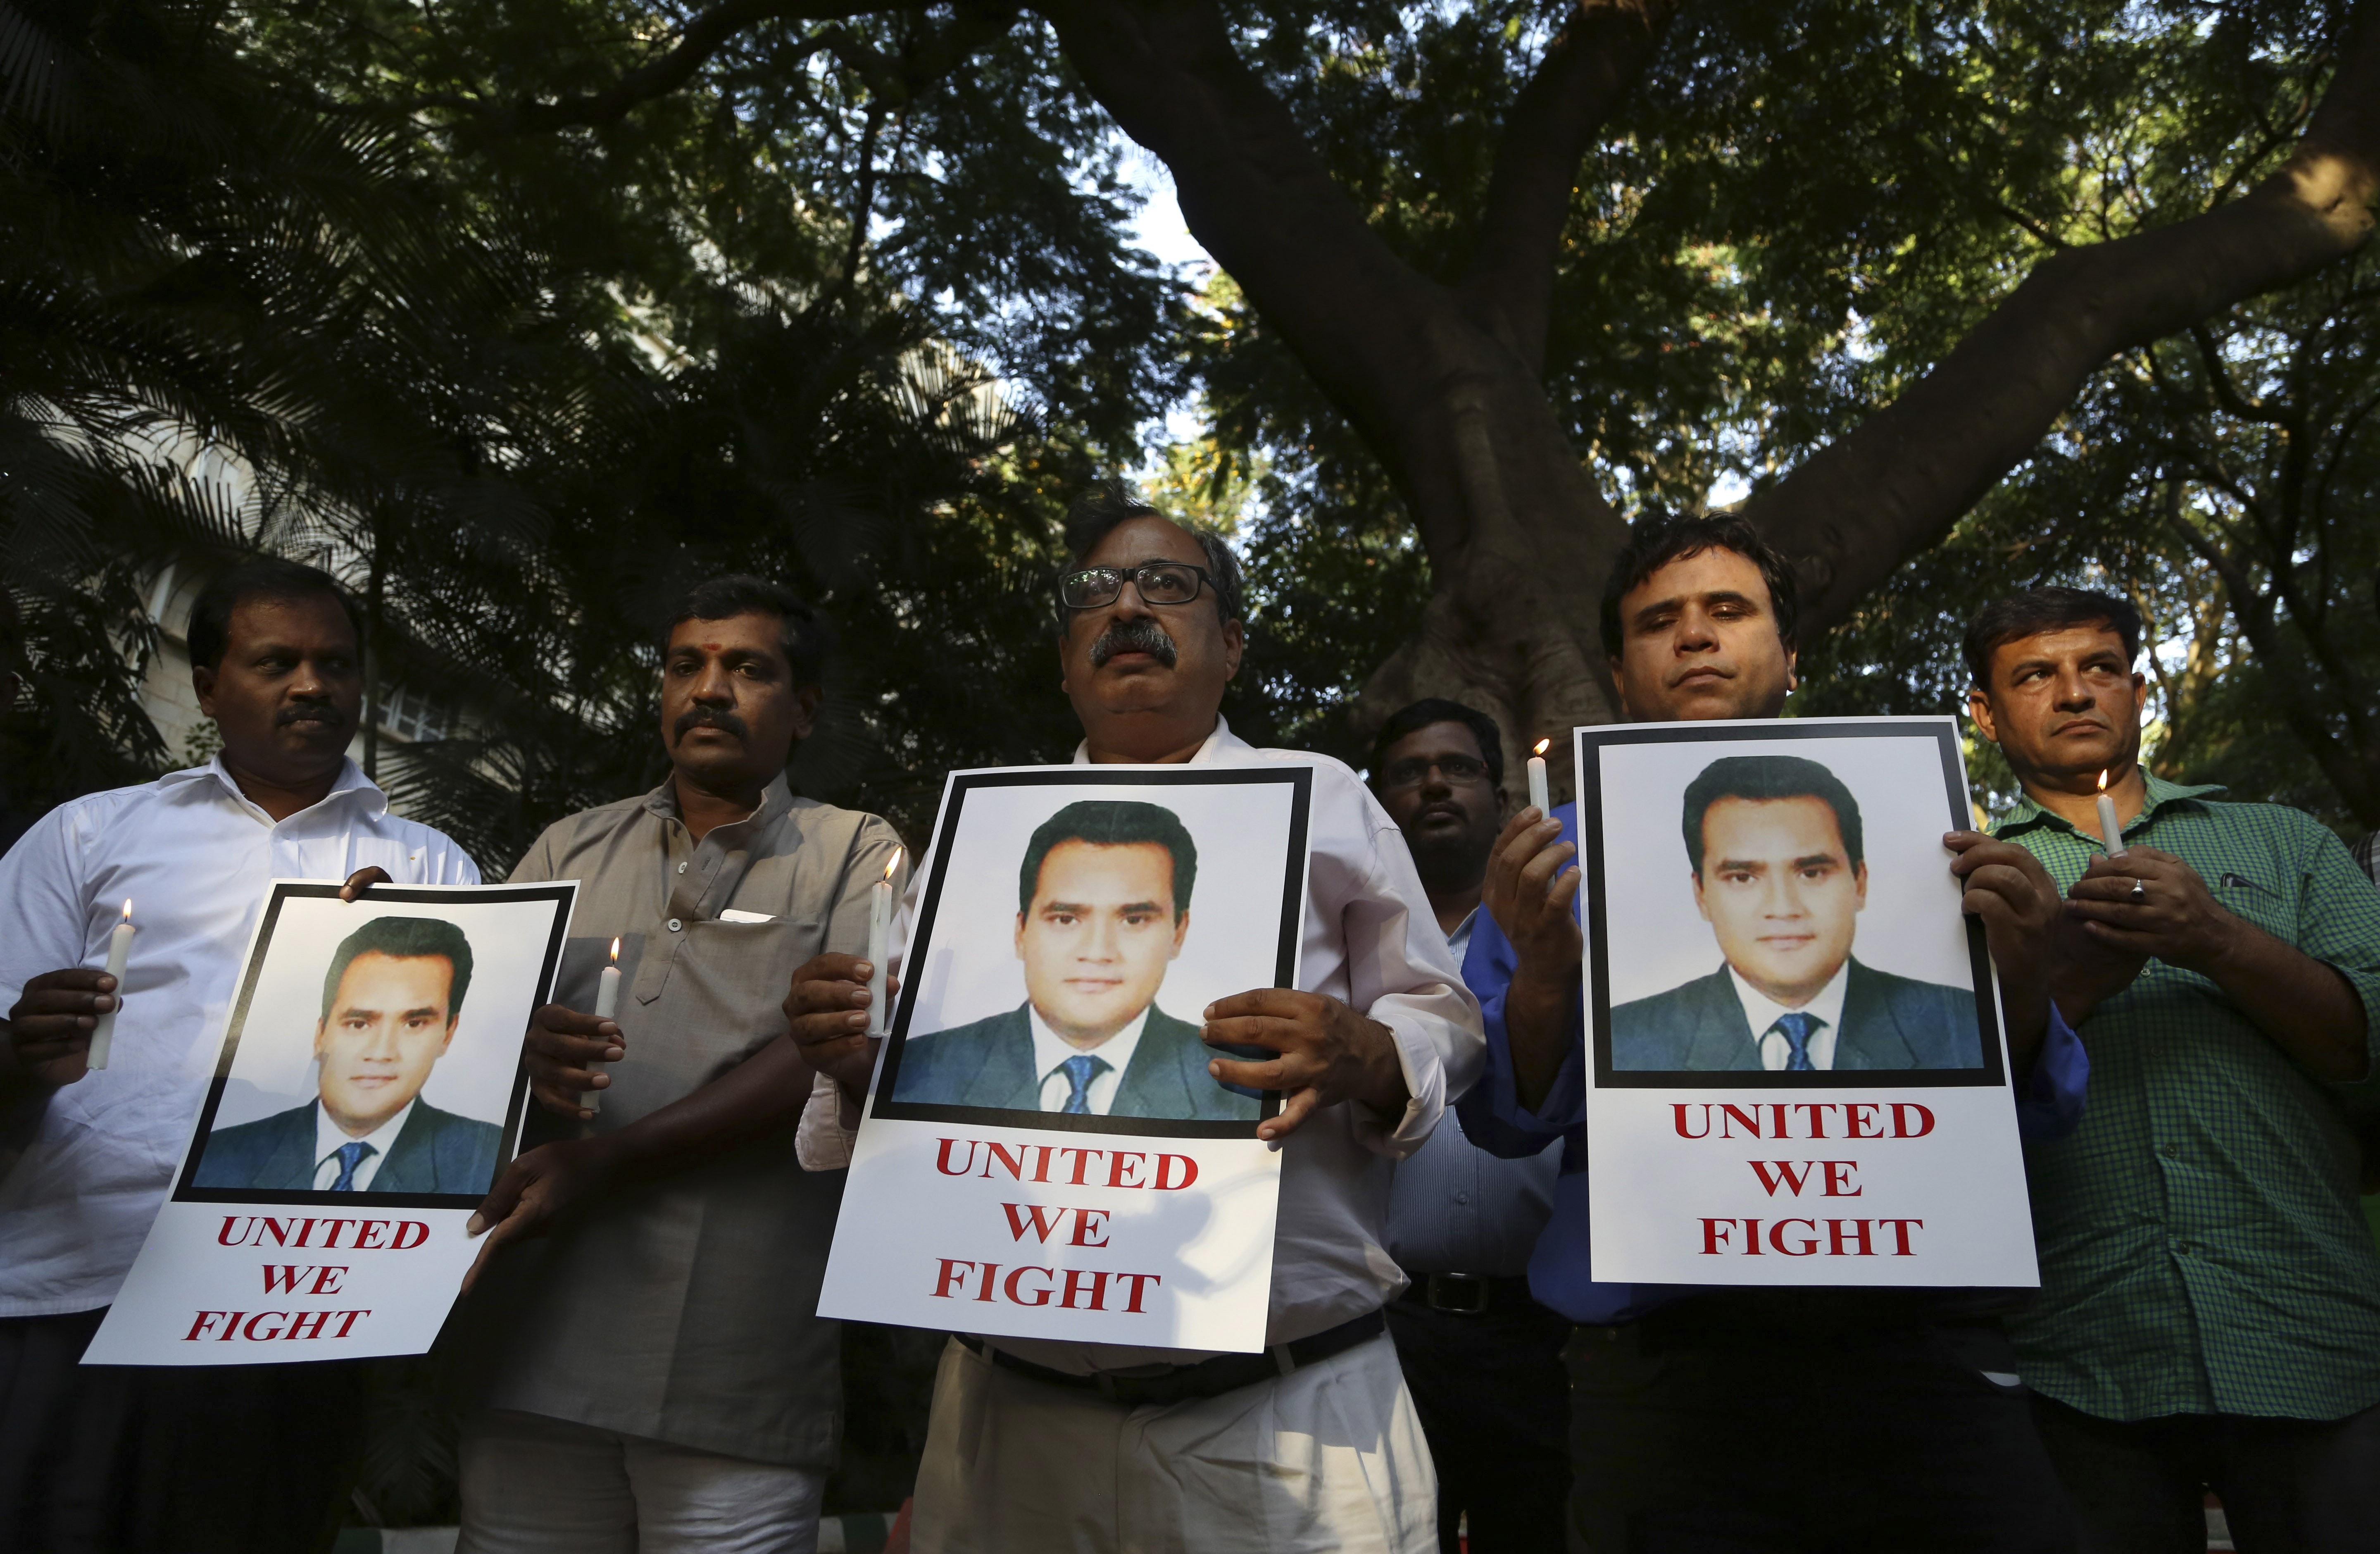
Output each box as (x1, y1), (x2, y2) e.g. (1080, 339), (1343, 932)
(452, 575), (901, 1554)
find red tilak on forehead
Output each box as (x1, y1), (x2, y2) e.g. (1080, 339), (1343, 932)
(697, 643), (724, 653)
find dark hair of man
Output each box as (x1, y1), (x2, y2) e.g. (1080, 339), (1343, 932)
(1368, 698), (1506, 792)
(1018, 799), (1199, 922)
(1961, 586), (2143, 689)
(318, 915), (475, 1023)
(186, 558), (366, 672)
(663, 574), (838, 684)
(1681, 755), (1864, 877)
(1597, 513), (1799, 660)
(1057, 480), (1245, 634)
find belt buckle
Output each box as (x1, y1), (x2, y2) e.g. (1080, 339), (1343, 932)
(1426, 1272), (1490, 1316)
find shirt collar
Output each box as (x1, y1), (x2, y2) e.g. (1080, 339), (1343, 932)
(1069, 715), (1245, 767)
(160, 755), (388, 825)
(1447, 908), (1479, 965)
(641, 771), (796, 833)
(1026, 1002), (1151, 1092)
(1995, 769), (2225, 838)
(313, 1096), (416, 1170)
(1726, 957), (1852, 1048)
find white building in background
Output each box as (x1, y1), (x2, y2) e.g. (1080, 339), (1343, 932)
(137, 564), (447, 803)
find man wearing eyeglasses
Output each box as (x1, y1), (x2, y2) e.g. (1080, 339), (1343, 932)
(789, 482), (1482, 1554)
(1371, 700), (1568, 1554)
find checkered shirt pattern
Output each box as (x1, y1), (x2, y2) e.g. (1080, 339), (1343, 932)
(1993, 773), (2380, 1422)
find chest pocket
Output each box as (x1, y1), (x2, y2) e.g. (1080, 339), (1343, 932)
(2209, 868), (2297, 944)
(665, 915), (827, 1065)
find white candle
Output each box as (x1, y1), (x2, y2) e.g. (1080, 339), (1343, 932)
(1527, 738), (1551, 817)
(2095, 770), (2128, 858)
(588, 937), (620, 1113)
(866, 850), (902, 1035)
(88, 900), (134, 1070)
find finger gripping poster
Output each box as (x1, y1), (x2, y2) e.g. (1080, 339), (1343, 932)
(819, 767), (1312, 1353)
(1578, 718), (2039, 1288)
(85, 882), (574, 1365)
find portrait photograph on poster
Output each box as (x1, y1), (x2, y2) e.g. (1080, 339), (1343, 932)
(1581, 720), (2005, 1090)
(174, 882), (576, 1206)
(873, 767), (1311, 1137)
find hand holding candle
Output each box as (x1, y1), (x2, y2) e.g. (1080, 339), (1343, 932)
(86, 900), (134, 1070)
(588, 937), (621, 1113)
(2095, 770), (2128, 858)
(866, 850), (902, 1035)
(1527, 738), (1552, 817)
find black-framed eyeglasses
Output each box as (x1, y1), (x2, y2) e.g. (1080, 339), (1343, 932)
(1059, 562), (1215, 610)
(1377, 754), (1493, 791)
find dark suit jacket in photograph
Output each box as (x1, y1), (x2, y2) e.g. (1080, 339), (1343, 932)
(893, 1002), (1261, 1121)
(192, 1098), (505, 1193)
(1610, 958), (1983, 1072)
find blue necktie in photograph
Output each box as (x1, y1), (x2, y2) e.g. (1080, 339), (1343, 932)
(1058, 1053), (1110, 1114)
(328, 1140), (376, 1192)
(1771, 1011), (1820, 1072)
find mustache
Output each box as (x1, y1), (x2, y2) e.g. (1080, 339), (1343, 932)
(674, 708), (749, 741)
(1090, 619), (1178, 669)
(277, 701), (345, 726)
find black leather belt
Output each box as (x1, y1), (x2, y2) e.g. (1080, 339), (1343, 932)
(955, 1309), (1385, 1407)
(1396, 1269), (1536, 1316)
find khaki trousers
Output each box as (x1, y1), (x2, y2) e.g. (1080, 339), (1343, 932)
(912, 1330), (1436, 1554)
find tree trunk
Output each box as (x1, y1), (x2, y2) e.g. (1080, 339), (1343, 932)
(1036, 0), (2380, 806)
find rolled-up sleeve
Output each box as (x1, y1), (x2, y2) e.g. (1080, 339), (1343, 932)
(0, 805), (92, 1012)
(1344, 821), (1482, 1160)
(2016, 1003), (2087, 1143)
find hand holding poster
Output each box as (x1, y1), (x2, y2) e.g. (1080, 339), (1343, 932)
(84, 882), (574, 1364)
(1578, 718), (2039, 1287)
(818, 767), (1311, 1352)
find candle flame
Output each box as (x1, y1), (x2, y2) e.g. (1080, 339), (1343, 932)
(121, 899), (133, 922)
(609, 936), (621, 963)
(2097, 769), (2109, 793)
(884, 849), (903, 882)
(1533, 738), (1550, 756)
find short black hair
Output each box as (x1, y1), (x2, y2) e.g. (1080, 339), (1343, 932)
(187, 558), (364, 672)
(1018, 799), (1197, 922)
(664, 574), (837, 684)
(319, 915), (474, 1025)
(1962, 587), (2143, 689)
(1599, 513), (1799, 660)
(1058, 480), (1245, 634)
(1681, 755), (1864, 877)
(1368, 698), (1506, 792)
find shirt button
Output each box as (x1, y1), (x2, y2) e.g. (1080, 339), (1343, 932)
(1454, 1193), (1470, 1206)
(667, 918), (683, 932)
(677, 861), (688, 874)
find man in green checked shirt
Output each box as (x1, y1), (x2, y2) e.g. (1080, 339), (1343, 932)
(1966, 585), (2380, 1553)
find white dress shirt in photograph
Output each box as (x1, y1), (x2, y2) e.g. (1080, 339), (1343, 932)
(309, 1097), (417, 1191)
(1727, 959), (1851, 1071)
(0, 758), (479, 1317)
(800, 717), (1485, 1371)
(1028, 1005), (1147, 1115)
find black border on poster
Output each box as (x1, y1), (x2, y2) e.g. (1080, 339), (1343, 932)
(1579, 719), (2010, 1092)
(169, 881), (576, 1209)
(869, 766), (1312, 1139)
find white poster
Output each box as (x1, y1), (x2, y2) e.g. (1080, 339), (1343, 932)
(1579, 718), (2039, 1288)
(85, 882), (574, 1365)
(818, 767), (1311, 1353)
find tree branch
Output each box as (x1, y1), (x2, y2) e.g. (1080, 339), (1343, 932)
(1456, 0), (1680, 370)
(502, 0), (892, 132)
(1749, 0), (2380, 634)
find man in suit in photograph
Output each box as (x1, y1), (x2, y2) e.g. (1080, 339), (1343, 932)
(894, 797), (1259, 1121)
(1613, 752), (1983, 1073)
(194, 913), (502, 1192)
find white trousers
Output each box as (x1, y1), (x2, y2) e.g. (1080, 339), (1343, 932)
(455, 1409), (826, 1554)
(912, 1330), (1437, 1554)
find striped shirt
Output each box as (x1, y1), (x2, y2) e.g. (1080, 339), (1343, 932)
(1994, 773), (2380, 1421)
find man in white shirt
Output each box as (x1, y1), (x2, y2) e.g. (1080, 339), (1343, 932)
(787, 482), (1483, 1554)
(0, 558), (479, 1553)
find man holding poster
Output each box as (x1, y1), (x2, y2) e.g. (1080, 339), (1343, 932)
(0, 558), (479, 1553)
(1461, 515), (2090, 1551)
(792, 482), (1480, 1554)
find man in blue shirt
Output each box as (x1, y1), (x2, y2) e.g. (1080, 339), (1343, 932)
(1373, 698), (1567, 1553)
(1460, 515), (2090, 1551)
